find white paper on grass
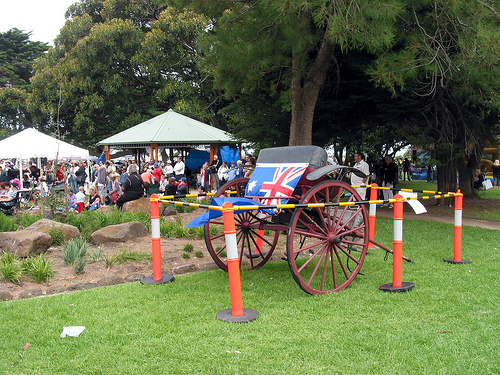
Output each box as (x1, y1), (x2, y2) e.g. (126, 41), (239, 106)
(398, 191), (427, 215)
(60, 326), (86, 338)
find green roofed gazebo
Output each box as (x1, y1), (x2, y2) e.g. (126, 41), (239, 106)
(97, 109), (241, 162)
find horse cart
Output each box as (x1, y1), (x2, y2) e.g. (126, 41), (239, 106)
(203, 146), (372, 295)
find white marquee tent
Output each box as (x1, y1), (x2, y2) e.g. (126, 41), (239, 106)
(0, 128), (89, 159)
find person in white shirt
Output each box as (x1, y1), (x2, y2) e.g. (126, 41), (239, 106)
(351, 152), (370, 200)
(173, 157), (185, 179)
(217, 160), (229, 187)
(164, 160), (174, 178)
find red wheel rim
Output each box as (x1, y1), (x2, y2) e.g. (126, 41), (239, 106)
(204, 178), (279, 271)
(287, 181), (368, 294)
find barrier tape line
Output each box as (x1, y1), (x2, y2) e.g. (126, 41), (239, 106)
(351, 184), (454, 195)
(152, 191), (462, 212)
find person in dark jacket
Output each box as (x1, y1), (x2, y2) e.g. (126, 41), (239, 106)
(383, 156), (398, 208)
(75, 161), (87, 188)
(116, 164), (144, 209)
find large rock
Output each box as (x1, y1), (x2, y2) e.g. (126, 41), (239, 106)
(97, 205), (115, 214)
(90, 221), (149, 245)
(26, 219), (80, 240)
(122, 197), (167, 215)
(0, 230), (52, 257)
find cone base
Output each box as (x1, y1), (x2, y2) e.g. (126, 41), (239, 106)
(379, 281), (415, 292)
(217, 308), (259, 323)
(141, 274), (175, 285)
(443, 258), (472, 264)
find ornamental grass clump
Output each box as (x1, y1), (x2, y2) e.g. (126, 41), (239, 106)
(23, 254), (55, 283)
(61, 238), (88, 274)
(0, 252), (22, 284)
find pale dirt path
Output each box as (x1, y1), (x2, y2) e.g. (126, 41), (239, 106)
(374, 203), (500, 231)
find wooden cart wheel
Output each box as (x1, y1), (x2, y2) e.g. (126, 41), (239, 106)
(204, 178), (280, 271)
(286, 180), (368, 294)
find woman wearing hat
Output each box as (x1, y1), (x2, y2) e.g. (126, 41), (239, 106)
(176, 177), (188, 195)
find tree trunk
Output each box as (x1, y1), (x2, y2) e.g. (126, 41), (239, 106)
(456, 157), (477, 198)
(288, 23), (335, 146)
(436, 159), (457, 206)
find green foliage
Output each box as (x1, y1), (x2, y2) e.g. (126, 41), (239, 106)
(72, 256), (87, 275)
(183, 243), (193, 252)
(15, 212), (43, 229)
(0, 28), (48, 88)
(88, 248), (104, 263)
(103, 251), (115, 269)
(174, 198), (199, 213)
(61, 238), (88, 267)
(23, 254), (55, 283)
(160, 216), (203, 239)
(0, 212), (17, 232)
(47, 227), (67, 246)
(27, 5), (216, 147)
(181, 252), (190, 259)
(113, 248), (151, 265)
(0, 252), (22, 283)
(44, 191), (67, 215)
(194, 250), (203, 258)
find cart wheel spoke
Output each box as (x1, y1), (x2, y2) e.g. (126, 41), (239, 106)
(205, 178), (279, 271)
(287, 181), (368, 294)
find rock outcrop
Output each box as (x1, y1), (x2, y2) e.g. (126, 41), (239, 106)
(90, 221), (149, 245)
(26, 219), (80, 240)
(0, 230), (52, 257)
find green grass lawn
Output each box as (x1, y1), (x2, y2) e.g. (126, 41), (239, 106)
(1, 218), (498, 374)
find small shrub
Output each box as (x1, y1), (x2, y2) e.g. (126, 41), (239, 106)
(1, 251), (17, 265)
(160, 217), (189, 238)
(48, 226), (66, 246)
(45, 191), (67, 214)
(88, 248), (104, 263)
(1, 261), (23, 283)
(62, 238), (88, 266)
(15, 212), (43, 229)
(183, 243), (194, 252)
(182, 253), (190, 259)
(192, 226), (206, 239)
(219, 250), (227, 258)
(25, 254), (55, 283)
(194, 251), (204, 258)
(113, 248), (151, 265)
(73, 256), (86, 274)
(0, 252), (22, 283)
(103, 252), (115, 269)
(0, 212), (17, 233)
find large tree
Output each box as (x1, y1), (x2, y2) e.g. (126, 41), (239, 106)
(369, 0), (500, 196)
(188, 0), (402, 146)
(187, 0), (500, 195)
(0, 29), (48, 134)
(27, 1), (214, 146)
(0, 28), (48, 88)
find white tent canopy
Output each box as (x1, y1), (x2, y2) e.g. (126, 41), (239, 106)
(0, 128), (89, 159)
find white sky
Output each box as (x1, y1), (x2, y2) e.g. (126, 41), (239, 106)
(1, 0), (78, 45)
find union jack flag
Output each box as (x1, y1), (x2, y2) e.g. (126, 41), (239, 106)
(246, 163), (308, 206)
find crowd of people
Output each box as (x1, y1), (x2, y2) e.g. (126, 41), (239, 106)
(66, 158), (192, 212)
(3, 150), (497, 214)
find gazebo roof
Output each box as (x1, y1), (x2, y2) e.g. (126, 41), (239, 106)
(97, 109), (239, 148)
